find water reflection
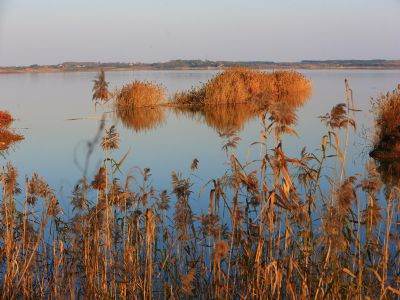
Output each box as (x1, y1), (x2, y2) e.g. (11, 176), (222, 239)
(172, 103), (263, 134)
(170, 92), (310, 135)
(374, 158), (400, 188)
(116, 106), (166, 132)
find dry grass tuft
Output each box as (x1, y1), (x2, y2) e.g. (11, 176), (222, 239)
(114, 81), (166, 132)
(115, 80), (166, 110)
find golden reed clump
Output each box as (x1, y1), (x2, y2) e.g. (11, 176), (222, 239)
(172, 68), (312, 105)
(115, 80), (166, 110)
(114, 81), (167, 132)
(0, 111), (13, 128)
(113, 81), (167, 132)
(370, 84), (400, 158)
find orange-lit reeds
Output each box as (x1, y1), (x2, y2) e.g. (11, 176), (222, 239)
(370, 84), (400, 158)
(115, 80), (166, 109)
(114, 81), (167, 132)
(0, 111), (24, 153)
(0, 111), (13, 128)
(171, 67), (312, 105)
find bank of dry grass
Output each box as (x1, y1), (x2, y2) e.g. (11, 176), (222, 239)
(172, 68), (312, 105)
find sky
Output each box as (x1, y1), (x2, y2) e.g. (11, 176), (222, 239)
(0, 0), (399, 66)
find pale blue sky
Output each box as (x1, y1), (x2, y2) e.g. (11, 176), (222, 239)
(0, 0), (399, 66)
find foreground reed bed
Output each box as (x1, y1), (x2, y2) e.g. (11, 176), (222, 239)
(2, 82), (400, 299)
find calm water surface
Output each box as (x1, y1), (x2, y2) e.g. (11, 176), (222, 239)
(1, 69), (400, 213)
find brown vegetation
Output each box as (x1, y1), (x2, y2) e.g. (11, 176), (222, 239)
(0, 111), (13, 128)
(172, 68), (312, 105)
(92, 69), (111, 104)
(115, 80), (166, 110)
(370, 84), (400, 159)
(114, 81), (167, 132)
(0, 112), (23, 154)
(2, 81), (400, 299)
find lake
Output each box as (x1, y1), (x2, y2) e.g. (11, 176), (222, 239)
(1, 69), (400, 214)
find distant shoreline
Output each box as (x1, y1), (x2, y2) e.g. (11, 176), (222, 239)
(2, 59), (400, 74)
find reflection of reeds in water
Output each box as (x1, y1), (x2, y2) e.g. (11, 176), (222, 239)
(172, 90), (310, 135)
(173, 103), (263, 134)
(0, 129), (23, 151)
(116, 106), (166, 132)
(374, 158), (400, 188)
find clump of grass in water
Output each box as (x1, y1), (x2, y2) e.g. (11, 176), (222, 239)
(171, 67), (312, 105)
(0, 111), (24, 155)
(370, 84), (400, 158)
(0, 111), (13, 128)
(114, 81), (167, 132)
(115, 80), (166, 110)
(2, 80), (400, 298)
